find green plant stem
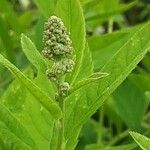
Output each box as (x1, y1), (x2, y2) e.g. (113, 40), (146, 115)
(108, 129), (130, 146)
(97, 106), (104, 144)
(144, 112), (150, 121)
(57, 94), (65, 150)
(108, 18), (113, 33)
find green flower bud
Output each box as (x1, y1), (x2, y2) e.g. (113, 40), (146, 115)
(51, 58), (75, 75)
(46, 69), (57, 81)
(42, 16), (73, 60)
(59, 82), (70, 96)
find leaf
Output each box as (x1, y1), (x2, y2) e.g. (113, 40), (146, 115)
(0, 104), (36, 149)
(0, 15), (15, 62)
(0, 139), (4, 150)
(129, 74), (150, 93)
(33, 15), (45, 50)
(64, 22), (150, 149)
(21, 33), (55, 98)
(113, 78), (146, 130)
(86, 143), (137, 150)
(75, 42), (94, 81)
(21, 34), (47, 73)
(130, 132), (150, 150)
(0, 54), (62, 119)
(0, 0), (22, 33)
(32, 0), (56, 18)
(88, 32), (130, 70)
(86, 1), (137, 22)
(55, 0), (86, 85)
(18, 11), (34, 30)
(1, 76), (54, 149)
(70, 72), (108, 94)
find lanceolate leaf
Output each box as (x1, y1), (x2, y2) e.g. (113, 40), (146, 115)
(81, 22), (150, 132)
(130, 132), (150, 150)
(21, 34), (47, 73)
(55, 0), (86, 85)
(64, 22), (150, 149)
(0, 54), (62, 119)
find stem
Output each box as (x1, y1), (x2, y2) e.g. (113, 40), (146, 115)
(57, 91), (65, 150)
(108, 129), (129, 146)
(97, 106), (104, 144)
(108, 18), (113, 33)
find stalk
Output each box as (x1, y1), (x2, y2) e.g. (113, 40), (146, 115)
(41, 16), (75, 150)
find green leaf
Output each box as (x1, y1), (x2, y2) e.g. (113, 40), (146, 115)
(130, 132), (150, 150)
(21, 34), (47, 73)
(1, 76), (54, 149)
(55, 0), (86, 85)
(70, 72), (108, 94)
(86, 143), (137, 150)
(113, 78), (146, 130)
(0, 104), (36, 149)
(32, 0), (56, 18)
(0, 0), (22, 33)
(0, 137), (5, 150)
(145, 91), (150, 102)
(0, 15), (15, 62)
(86, 1), (137, 22)
(18, 11), (34, 31)
(129, 74), (150, 93)
(33, 15), (45, 50)
(64, 22), (150, 149)
(88, 32), (130, 70)
(75, 43), (94, 81)
(0, 54), (62, 119)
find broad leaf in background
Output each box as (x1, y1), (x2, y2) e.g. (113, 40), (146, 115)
(55, 0), (86, 85)
(32, 0), (56, 18)
(0, 16), (15, 63)
(104, 96), (123, 134)
(0, 54), (61, 119)
(63, 22), (150, 149)
(33, 15), (45, 50)
(130, 132), (150, 150)
(113, 78), (146, 130)
(88, 32), (130, 70)
(129, 74), (150, 93)
(85, 0), (137, 22)
(0, 0), (22, 33)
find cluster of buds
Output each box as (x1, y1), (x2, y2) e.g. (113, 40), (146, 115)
(42, 16), (73, 60)
(42, 16), (75, 97)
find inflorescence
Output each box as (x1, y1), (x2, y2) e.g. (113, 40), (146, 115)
(42, 16), (75, 97)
